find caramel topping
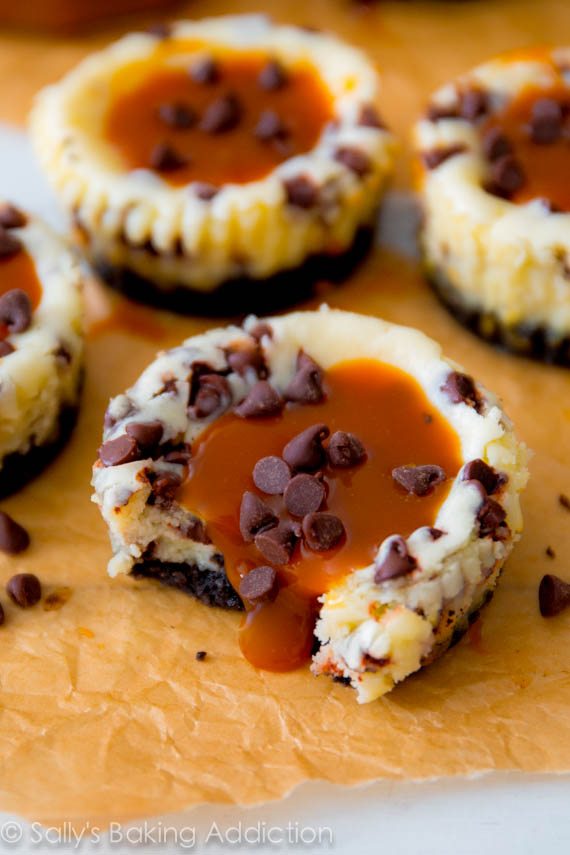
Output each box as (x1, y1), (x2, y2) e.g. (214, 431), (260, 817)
(105, 51), (333, 187)
(0, 249), (41, 341)
(178, 358), (462, 672)
(481, 83), (570, 210)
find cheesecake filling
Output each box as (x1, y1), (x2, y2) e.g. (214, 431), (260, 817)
(178, 357), (462, 672)
(105, 47), (334, 188)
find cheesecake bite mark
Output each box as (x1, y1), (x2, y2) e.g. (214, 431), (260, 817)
(481, 83), (570, 210)
(178, 358), (462, 673)
(105, 51), (333, 187)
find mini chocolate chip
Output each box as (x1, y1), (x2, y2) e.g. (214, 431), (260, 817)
(546, 545), (556, 559)
(374, 536), (417, 583)
(126, 420), (163, 453)
(158, 376), (181, 395)
(482, 127), (512, 161)
(0, 227), (22, 259)
(150, 142), (187, 172)
(0, 289), (32, 333)
(539, 574), (570, 617)
(190, 374), (231, 419)
(284, 351), (325, 403)
(239, 565), (278, 602)
(358, 104), (385, 129)
(54, 343), (72, 365)
(327, 431), (366, 468)
(239, 491), (278, 542)
(190, 56), (219, 84)
(193, 182), (219, 201)
(99, 435), (141, 467)
(334, 146), (371, 177)
(302, 512), (345, 552)
(0, 341), (14, 357)
(459, 88), (488, 121)
(195, 650), (207, 660)
(200, 93), (242, 134)
(441, 371), (481, 410)
(461, 459), (503, 495)
(0, 512), (30, 554)
(0, 203), (26, 229)
(253, 456), (291, 495)
(486, 155), (525, 199)
(530, 98), (563, 144)
(248, 322), (273, 341)
(426, 102), (459, 121)
(255, 521), (299, 565)
(152, 471), (182, 502)
(422, 144), (467, 170)
(559, 493), (570, 511)
(157, 101), (197, 129)
(283, 175), (319, 209)
(392, 464), (446, 497)
(227, 341), (267, 377)
(7, 573), (41, 606)
(283, 424), (330, 472)
(284, 473), (325, 517)
(477, 498), (507, 538)
(428, 527), (445, 540)
(254, 109), (288, 142)
(163, 446), (192, 467)
(146, 22), (172, 38)
(258, 59), (288, 91)
(234, 381), (283, 418)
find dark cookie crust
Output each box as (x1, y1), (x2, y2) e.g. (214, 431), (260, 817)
(0, 401), (80, 499)
(95, 226), (374, 318)
(429, 265), (570, 366)
(132, 560), (244, 610)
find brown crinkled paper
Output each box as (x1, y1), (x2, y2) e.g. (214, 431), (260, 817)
(1, 0), (570, 826)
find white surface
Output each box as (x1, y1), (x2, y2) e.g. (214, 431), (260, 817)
(0, 123), (568, 854)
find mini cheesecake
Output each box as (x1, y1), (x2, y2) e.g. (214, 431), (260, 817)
(415, 47), (570, 364)
(30, 15), (395, 312)
(0, 202), (84, 495)
(92, 308), (528, 702)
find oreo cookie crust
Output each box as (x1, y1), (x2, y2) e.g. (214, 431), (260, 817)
(0, 204), (84, 495)
(91, 308), (528, 702)
(30, 15), (395, 302)
(414, 47), (570, 361)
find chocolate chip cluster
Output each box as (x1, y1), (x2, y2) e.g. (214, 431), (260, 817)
(374, 456), (509, 585)
(0, 203), (32, 357)
(483, 96), (570, 203)
(0, 508), (38, 627)
(238, 422), (367, 605)
(149, 55), (290, 187)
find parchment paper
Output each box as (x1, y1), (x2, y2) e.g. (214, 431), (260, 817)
(0, 0), (569, 826)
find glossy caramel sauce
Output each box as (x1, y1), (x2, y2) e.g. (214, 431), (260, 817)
(179, 358), (462, 672)
(0, 249), (41, 340)
(482, 82), (570, 211)
(105, 49), (333, 187)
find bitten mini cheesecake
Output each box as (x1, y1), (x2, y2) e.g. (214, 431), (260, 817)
(92, 308), (528, 703)
(415, 47), (570, 364)
(0, 202), (84, 495)
(30, 15), (395, 311)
